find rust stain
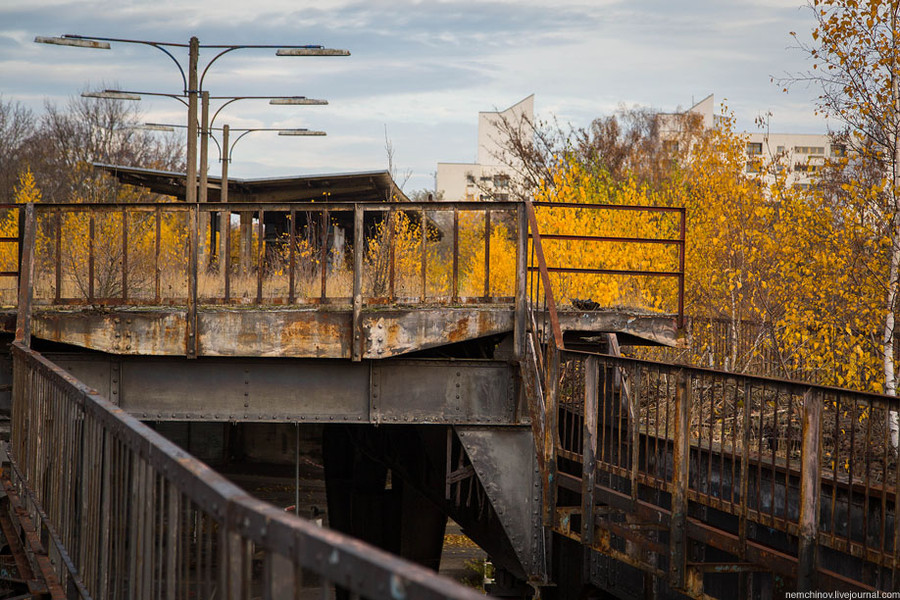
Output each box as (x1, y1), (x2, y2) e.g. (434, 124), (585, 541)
(279, 317), (345, 355)
(384, 321), (411, 356)
(31, 306), (517, 359)
(477, 309), (491, 333)
(446, 316), (470, 343)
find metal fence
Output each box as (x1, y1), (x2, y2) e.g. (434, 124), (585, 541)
(11, 198), (685, 318)
(8, 340), (486, 600)
(547, 348), (900, 593)
(517, 197), (900, 594)
(19, 200), (520, 308)
(529, 200), (685, 327)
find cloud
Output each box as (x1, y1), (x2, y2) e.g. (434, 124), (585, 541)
(1, 0), (827, 191)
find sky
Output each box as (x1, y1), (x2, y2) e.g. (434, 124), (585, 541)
(1, 0), (824, 192)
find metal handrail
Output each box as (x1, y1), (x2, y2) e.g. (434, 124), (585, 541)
(525, 200), (685, 329)
(8, 341), (485, 600)
(524, 200), (563, 350)
(550, 345), (899, 593)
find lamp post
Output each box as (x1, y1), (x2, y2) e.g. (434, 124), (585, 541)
(136, 121), (325, 201)
(221, 126), (326, 271)
(137, 123), (325, 269)
(36, 34), (348, 205)
(83, 88), (327, 205)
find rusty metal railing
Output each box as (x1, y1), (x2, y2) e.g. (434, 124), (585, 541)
(7, 340), (486, 600)
(518, 197), (900, 594)
(10, 200), (522, 358)
(551, 349), (900, 594)
(521, 200), (564, 527)
(10, 199), (686, 360)
(19, 200), (518, 307)
(521, 198), (686, 527)
(14, 199), (685, 315)
(529, 200), (685, 328)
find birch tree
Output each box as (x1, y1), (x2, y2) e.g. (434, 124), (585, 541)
(790, 0), (900, 443)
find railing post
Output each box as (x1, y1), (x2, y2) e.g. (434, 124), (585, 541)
(629, 362), (641, 505)
(99, 430), (112, 598)
(543, 346), (560, 527)
(239, 211), (252, 276)
(669, 369), (691, 590)
(452, 205), (459, 302)
(798, 389), (821, 591)
(186, 203), (199, 358)
(122, 208), (129, 301)
(582, 355), (599, 550)
(155, 207), (162, 303)
(739, 379), (752, 597)
(352, 204), (364, 361)
(54, 209), (61, 304)
(288, 208), (296, 304)
(678, 207), (686, 330)
(514, 203), (527, 361)
(257, 209), (265, 303)
(420, 207), (427, 302)
(167, 485), (179, 600)
(388, 208), (396, 301)
(482, 209), (491, 300)
(15, 203), (35, 346)
(320, 210), (329, 302)
(88, 214), (95, 302)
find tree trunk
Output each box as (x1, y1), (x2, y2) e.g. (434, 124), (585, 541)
(884, 238), (899, 446)
(889, 9), (900, 446)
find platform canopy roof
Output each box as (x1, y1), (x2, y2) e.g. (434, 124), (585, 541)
(94, 163), (410, 203)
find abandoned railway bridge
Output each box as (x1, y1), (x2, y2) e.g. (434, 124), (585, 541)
(0, 174), (896, 599)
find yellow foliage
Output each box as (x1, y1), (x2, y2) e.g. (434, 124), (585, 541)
(14, 169), (41, 204)
(46, 209), (190, 300)
(531, 163), (680, 312)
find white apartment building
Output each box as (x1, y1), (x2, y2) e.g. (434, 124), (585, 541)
(676, 94), (840, 188)
(436, 95), (533, 201)
(438, 94), (835, 199)
(744, 132), (846, 188)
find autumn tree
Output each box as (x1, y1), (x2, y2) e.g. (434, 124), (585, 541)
(787, 0), (900, 441)
(488, 104), (704, 204)
(21, 90), (183, 204)
(0, 97), (36, 205)
(485, 96), (886, 393)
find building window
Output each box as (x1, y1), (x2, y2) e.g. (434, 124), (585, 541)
(466, 174), (475, 184)
(663, 140), (679, 153)
(776, 146), (785, 154)
(746, 161), (760, 173)
(794, 146), (825, 155)
(746, 142), (763, 155)
(831, 144), (847, 157)
(493, 175), (510, 189)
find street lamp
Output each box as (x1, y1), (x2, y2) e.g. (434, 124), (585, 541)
(81, 88), (328, 203)
(203, 97), (326, 202)
(34, 35), (110, 49)
(276, 48), (350, 56)
(220, 125), (325, 271)
(134, 121), (325, 202)
(137, 123), (325, 268)
(36, 34), (349, 205)
(81, 90), (144, 101)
